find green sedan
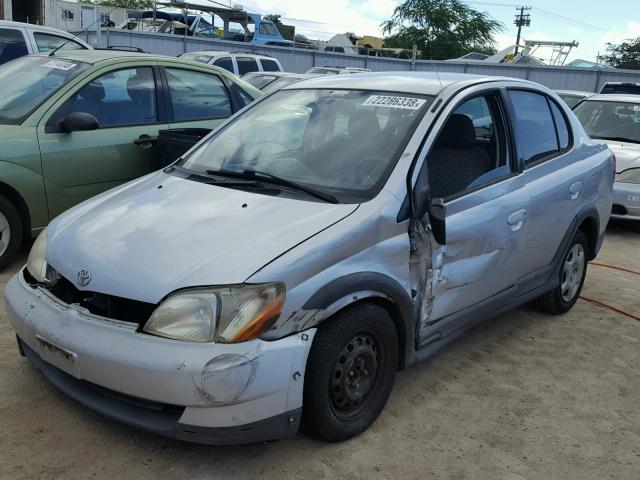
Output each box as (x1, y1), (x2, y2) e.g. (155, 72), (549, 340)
(0, 50), (262, 268)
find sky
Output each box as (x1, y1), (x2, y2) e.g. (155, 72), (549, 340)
(183, 0), (640, 63)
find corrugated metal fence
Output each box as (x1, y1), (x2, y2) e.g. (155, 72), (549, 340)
(77, 29), (640, 93)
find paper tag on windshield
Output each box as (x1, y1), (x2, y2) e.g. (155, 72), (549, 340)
(362, 95), (426, 110)
(42, 60), (77, 71)
(634, 105), (640, 112)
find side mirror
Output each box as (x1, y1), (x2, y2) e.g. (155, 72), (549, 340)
(428, 198), (446, 245)
(61, 112), (99, 133)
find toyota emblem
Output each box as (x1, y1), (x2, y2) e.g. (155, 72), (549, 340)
(77, 269), (91, 287)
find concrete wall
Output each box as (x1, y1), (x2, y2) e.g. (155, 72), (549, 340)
(74, 28), (640, 93)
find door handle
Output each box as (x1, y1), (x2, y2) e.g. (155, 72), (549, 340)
(569, 181), (583, 200)
(134, 135), (157, 148)
(507, 209), (528, 231)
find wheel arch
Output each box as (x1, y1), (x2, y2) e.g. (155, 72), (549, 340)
(576, 213), (599, 260)
(0, 181), (31, 243)
(302, 272), (414, 370)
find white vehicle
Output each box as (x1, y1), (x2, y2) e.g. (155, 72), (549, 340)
(555, 90), (593, 109)
(179, 50), (283, 76)
(0, 20), (91, 65)
(306, 66), (370, 75)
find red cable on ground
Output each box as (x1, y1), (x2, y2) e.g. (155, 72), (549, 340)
(579, 296), (640, 322)
(589, 261), (640, 276)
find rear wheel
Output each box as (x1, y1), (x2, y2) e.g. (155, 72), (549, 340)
(303, 302), (398, 442)
(0, 195), (22, 271)
(535, 230), (588, 314)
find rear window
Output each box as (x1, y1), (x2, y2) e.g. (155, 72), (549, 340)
(600, 84), (640, 95)
(260, 58), (280, 72)
(0, 28), (28, 65)
(244, 74), (278, 90)
(236, 57), (259, 75)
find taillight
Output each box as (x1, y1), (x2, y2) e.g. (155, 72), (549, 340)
(611, 150), (617, 180)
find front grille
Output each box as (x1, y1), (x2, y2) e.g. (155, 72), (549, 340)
(24, 268), (156, 325)
(612, 204), (628, 215)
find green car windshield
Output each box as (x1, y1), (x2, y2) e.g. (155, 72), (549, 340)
(0, 56), (90, 125)
(178, 89), (432, 201)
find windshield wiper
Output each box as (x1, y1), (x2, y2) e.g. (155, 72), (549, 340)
(205, 169), (340, 204)
(591, 135), (640, 144)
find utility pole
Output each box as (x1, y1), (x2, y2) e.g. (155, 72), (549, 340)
(514, 6), (531, 56)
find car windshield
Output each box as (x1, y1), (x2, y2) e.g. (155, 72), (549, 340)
(177, 89), (433, 202)
(0, 56), (90, 125)
(574, 100), (640, 144)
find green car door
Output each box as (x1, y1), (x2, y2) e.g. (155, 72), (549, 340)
(37, 62), (169, 218)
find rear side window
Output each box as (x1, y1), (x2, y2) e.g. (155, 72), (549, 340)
(236, 56), (259, 75)
(33, 33), (86, 53)
(260, 58), (280, 72)
(166, 68), (231, 121)
(549, 100), (570, 149)
(0, 28), (28, 65)
(508, 90), (559, 165)
(212, 56), (233, 73)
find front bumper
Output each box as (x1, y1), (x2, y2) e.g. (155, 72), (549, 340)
(5, 272), (315, 444)
(611, 182), (640, 221)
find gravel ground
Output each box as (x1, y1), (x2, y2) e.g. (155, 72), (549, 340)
(1, 221), (638, 480)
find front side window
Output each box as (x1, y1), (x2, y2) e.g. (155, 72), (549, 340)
(0, 28), (28, 65)
(49, 67), (156, 130)
(34, 33), (86, 53)
(427, 93), (510, 199)
(236, 57), (259, 75)
(260, 58), (280, 72)
(259, 22), (278, 35)
(177, 89), (432, 202)
(212, 56), (233, 72)
(0, 56), (90, 125)
(573, 100), (640, 144)
(166, 68), (231, 121)
(509, 90), (559, 165)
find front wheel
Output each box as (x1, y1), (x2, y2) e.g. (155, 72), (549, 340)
(303, 302), (399, 442)
(0, 195), (22, 271)
(535, 230), (588, 314)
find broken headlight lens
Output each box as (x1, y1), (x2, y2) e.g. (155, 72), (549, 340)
(143, 283), (285, 343)
(26, 228), (59, 286)
(616, 167), (640, 184)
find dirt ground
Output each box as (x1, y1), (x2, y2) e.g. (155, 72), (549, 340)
(1, 221), (638, 480)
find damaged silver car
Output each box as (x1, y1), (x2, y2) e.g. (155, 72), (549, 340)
(5, 72), (614, 444)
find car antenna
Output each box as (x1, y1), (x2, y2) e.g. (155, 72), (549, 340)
(50, 7), (116, 56)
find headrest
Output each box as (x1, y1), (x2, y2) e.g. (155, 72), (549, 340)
(348, 109), (380, 138)
(80, 80), (105, 101)
(127, 75), (153, 104)
(437, 114), (476, 148)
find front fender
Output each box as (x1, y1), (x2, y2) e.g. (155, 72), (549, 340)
(0, 160), (48, 234)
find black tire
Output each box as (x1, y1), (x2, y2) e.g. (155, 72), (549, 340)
(303, 302), (399, 442)
(535, 230), (588, 315)
(0, 194), (23, 271)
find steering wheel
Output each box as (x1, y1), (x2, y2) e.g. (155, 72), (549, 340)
(346, 155), (389, 187)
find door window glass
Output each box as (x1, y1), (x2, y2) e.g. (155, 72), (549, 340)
(549, 100), (570, 149)
(259, 23), (278, 35)
(508, 90), (559, 164)
(0, 28), (28, 65)
(33, 33), (86, 53)
(166, 68), (231, 121)
(427, 93), (510, 199)
(260, 58), (280, 72)
(50, 67), (157, 130)
(236, 56), (259, 75)
(212, 56), (233, 72)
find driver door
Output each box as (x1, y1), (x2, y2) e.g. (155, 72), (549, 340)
(37, 65), (168, 219)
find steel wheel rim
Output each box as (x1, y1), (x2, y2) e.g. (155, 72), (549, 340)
(561, 243), (585, 302)
(0, 211), (10, 258)
(330, 331), (381, 419)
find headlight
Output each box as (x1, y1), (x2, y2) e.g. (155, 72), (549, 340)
(26, 228), (59, 286)
(143, 283), (285, 343)
(616, 167), (640, 184)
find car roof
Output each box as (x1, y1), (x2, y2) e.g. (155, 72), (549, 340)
(585, 93), (640, 103)
(555, 90), (592, 97)
(285, 71), (527, 96)
(602, 81), (640, 86)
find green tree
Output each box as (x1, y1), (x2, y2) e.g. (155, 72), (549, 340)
(381, 0), (502, 60)
(80, 0), (154, 9)
(601, 37), (640, 70)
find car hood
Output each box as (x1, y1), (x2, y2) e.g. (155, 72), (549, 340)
(47, 172), (358, 303)
(606, 140), (640, 172)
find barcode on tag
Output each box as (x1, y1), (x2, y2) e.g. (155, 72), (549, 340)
(362, 95), (427, 110)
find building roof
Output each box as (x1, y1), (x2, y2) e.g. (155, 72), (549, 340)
(286, 71), (528, 95)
